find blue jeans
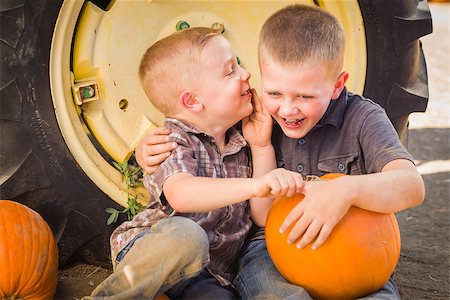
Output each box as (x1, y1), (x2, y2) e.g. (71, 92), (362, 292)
(167, 269), (239, 299)
(234, 239), (401, 300)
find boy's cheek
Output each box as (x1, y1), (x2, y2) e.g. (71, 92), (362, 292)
(262, 104), (278, 120)
(264, 104), (278, 120)
(261, 97), (274, 113)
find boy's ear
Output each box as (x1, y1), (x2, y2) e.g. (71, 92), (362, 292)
(180, 91), (203, 112)
(331, 71), (349, 100)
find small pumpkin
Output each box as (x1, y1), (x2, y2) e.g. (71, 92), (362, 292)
(265, 174), (401, 299)
(0, 200), (59, 300)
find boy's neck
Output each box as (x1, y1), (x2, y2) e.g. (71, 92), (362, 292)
(170, 112), (230, 151)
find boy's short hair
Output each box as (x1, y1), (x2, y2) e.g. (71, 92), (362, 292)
(259, 4), (345, 77)
(139, 27), (221, 115)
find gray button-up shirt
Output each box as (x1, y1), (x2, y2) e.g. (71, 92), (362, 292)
(249, 88), (414, 241)
(273, 88), (413, 176)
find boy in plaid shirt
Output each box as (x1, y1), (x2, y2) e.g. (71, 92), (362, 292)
(88, 27), (303, 299)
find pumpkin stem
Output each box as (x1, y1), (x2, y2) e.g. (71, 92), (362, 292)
(305, 175), (321, 181)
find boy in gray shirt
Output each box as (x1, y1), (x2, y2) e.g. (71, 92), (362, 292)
(137, 4), (425, 299)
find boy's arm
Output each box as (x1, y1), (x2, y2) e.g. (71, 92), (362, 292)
(249, 145), (278, 226)
(163, 168), (303, 213)
(280, 159), (424, 250)
(344, 159), (424, 212)
(242, 89), (283, 226)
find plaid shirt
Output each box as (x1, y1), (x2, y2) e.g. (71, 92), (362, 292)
(110, 118), (252, 286)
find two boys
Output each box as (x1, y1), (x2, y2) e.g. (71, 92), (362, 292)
(96, 4), (425, 299)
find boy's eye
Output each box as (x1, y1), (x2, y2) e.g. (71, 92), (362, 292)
(227, 69), (235, 76)
(267, 92), (281, 97)
(299, 95), (314, 99)
(226, 64), (236, 76)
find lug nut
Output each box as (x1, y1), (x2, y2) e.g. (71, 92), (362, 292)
(211, 22), (225, 33)
(176, 21), (190, 31)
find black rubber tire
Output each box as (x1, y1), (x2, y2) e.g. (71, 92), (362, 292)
(358, 0), (432, 143)
(0, 0), (432, 267)
(0, 0), (123, 267)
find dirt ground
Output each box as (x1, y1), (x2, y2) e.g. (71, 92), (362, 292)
(53, 3), (449, 299)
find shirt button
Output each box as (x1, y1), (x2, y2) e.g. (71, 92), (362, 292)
(296, 164), (304, 172)
(298, 138), (306, 146)
(338, 163), (346, 172)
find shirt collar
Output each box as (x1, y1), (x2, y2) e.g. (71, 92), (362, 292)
(163, 118), (247, 155)
(164, 117), (204, 134)
(316, 86), (349, 129)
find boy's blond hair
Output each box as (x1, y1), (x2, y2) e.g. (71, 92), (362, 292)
(139, 27), (220, 116)
(259, 4), (345, 78)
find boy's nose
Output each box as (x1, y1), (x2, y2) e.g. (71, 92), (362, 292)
(280, 99), (298, 115)
(239, 69), (251, 81)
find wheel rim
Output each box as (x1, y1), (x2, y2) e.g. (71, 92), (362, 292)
(50, 0), (365, 207)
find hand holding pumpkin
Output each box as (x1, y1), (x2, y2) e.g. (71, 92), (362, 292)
(265, 174), (401, 299)
(279, 174), (352, 250)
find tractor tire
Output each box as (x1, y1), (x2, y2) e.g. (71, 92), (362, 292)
(358, 0), (432, 143)
(0, 0), (432, 267)
(0, 0), (121, 267)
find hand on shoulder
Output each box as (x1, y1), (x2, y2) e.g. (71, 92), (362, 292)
(135, 127), (176, 174)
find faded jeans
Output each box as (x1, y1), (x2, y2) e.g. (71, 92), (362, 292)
(85, 217), (210, 299)
(234, 239), (401, 300)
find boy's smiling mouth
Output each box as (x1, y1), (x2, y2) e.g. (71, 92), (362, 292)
(283, 118), (304, 127)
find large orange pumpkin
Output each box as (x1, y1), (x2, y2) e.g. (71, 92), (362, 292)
(0, 200), (59, 300)
(265, 174), (401, 299)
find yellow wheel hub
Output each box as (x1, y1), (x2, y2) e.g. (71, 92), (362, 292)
(50, 0), (365, 207)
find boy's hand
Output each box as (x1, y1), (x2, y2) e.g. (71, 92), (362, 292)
(242, 89), (273, 148)
(279, 179), (352, 250)
(135, 127), (176, 174)
(254, 168), (304, 198)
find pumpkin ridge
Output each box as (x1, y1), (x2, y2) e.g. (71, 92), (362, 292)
(18, 204), (42, 297)
(0, 204), (11, 296)
(1, 201), (19, 297)
(16, 203), (33, 297)
(11, 202), (21, 297)
(389, 214), (401, 259)
(24, 205), (39, 297)
(387, 213), (401, 271)
(29, 211), (58, 299)
(374, 215), (386, 288)
(28, 209), (47, 298)
(341, 209), (361, 298)
(352, 208), (376, 296)
(22, 209), (37, 298)
(38, 231), (54, 298)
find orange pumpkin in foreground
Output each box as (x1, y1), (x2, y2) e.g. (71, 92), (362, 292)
(266, 174), (401, 299)
(0, 200), (58, 300)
